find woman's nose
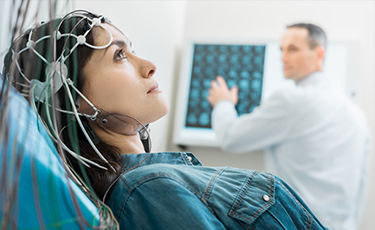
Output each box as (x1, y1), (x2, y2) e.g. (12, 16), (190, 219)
(140, 59), (156, 78)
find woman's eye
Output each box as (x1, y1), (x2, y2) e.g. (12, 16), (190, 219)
(115, 49), (127, 61)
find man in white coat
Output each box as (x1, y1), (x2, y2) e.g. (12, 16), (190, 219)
(207, 23), (370, 230)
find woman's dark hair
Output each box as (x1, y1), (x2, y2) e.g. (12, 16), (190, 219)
(2, 11), (122, 199)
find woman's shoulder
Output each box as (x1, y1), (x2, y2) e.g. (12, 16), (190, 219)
(121, 163), (217, 190)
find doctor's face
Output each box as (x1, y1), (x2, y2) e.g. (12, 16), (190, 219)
(81, 24), (169, 125)
(280, 27), (322, 82)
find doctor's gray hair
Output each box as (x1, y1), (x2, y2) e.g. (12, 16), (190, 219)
(287, 23), (327, 49)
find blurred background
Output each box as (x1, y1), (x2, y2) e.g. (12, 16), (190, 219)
(1, 0), (374, 229)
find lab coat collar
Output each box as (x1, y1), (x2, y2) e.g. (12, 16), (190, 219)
(296, 71), (325, 87)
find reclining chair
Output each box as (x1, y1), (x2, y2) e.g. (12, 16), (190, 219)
(0, 75), (117, 229)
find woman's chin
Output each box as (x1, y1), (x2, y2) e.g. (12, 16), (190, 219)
(154, 103), (169, 122)
(156, 97), (170, 117)
(141, 102), (169, 125)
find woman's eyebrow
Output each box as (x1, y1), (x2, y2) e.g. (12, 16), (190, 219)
(104, 40), (128, 54)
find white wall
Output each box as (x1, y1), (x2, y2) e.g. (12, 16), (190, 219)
(167, 1), (374, 229)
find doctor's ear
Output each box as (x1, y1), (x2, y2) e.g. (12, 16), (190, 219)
(315, 46), (325, 60)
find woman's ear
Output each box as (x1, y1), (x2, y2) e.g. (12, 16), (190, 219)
(77, 96), (92, 114)
(75, 97), (82, 110)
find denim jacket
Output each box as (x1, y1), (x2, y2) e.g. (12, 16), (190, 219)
(106, 152), (327, 230)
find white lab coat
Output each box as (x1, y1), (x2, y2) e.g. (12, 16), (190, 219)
(212, 72), (371, 230)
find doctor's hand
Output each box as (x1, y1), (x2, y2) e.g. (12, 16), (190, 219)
(207, 76), (238, 107)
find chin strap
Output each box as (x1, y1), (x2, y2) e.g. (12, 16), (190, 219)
(85, 106), (152, 152)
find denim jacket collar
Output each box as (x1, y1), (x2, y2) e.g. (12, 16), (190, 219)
(120, 152), (202, 172)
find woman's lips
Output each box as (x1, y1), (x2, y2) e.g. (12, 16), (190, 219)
(147, 84), (161, 94)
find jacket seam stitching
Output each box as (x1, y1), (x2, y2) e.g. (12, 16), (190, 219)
(232, 174), (274, 223)
(231, 171), (258, 216)
(122, 153), (151, 173)
(244, 174), (274, 221)
(202, 168), (223, 202)
(119, 177), (131, 193)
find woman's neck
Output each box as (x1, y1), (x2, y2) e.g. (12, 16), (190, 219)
(94, 127), (145, 154)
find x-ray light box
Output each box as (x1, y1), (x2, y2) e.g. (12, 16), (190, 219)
(173, 39), (356, 147)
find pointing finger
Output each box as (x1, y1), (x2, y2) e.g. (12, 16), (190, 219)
(216, 76), (229, 90)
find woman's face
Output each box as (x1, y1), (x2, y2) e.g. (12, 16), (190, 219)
(81, 23), (169, 125)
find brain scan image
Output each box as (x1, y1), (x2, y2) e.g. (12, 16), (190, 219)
(185, 44), (266, 129)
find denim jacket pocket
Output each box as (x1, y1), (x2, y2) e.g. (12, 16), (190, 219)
(227, 171), (275, 225)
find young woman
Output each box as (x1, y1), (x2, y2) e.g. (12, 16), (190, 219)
(3, 10), (327, 229)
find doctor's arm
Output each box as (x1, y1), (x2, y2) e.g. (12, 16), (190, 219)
(208, 76), (292, 153)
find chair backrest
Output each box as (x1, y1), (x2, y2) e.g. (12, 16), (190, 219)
(0, 76), (105, 229)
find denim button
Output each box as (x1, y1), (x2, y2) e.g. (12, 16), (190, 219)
(262, 194), (270, 202)
(187, 156), (193, 162)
